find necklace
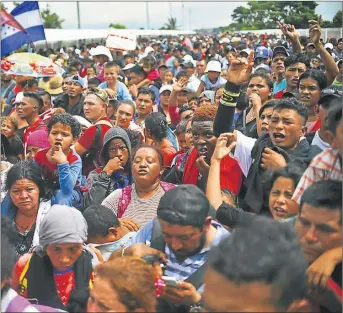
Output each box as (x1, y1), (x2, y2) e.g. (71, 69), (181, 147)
(14, 213), (37, 234)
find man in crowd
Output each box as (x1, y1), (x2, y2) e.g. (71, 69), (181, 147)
(271, 46), (289, 96)
(195, 59), (206, 79)
(333, 37), (343, 59)
(134, 88), (156, 133)
(181, 61), (201, 93)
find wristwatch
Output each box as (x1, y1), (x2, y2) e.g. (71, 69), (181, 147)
(189, 299), (204, 313)
(99, 170), (110, 180)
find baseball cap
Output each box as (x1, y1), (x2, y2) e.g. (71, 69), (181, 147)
(199, 90), (215, 104)
(122, 63), (136, 71)
(181, 61), (195, 68)
(239, 48), (251, 57)
(159, 85), (173, 94)
(272, 46), (289, 59)
(255, 46), (269, 59)
(182, 54), (194, 63)
(205, 60), (221, 73)
(157, 185), (210, 226)
(70, 75), (87, 89)
(86, 87), (109, 105)
(318, 89), (342, 106)
(144, 46), (155, 55)
(324, 43), (334, 50)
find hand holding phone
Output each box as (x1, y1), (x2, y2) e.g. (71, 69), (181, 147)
(162, 276), (179, 288)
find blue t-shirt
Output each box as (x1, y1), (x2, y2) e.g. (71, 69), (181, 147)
(273, 78), (287, 95)
(99, 81), (132, 101)
(201, 75), (227, 91)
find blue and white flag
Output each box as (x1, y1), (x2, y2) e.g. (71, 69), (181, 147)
(1, 1), (46, 57)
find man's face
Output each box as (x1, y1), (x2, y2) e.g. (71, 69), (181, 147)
(185, 66), (195, 78)
(176, 90), (188, 105)
(115, 103), (134, 129)
(68, 81), (83, 98)
(272, 54), (286, 75)
(83, 94), (106, 123)
(204, 268), (283, 312)
(331, 119), (343, 157)
(284, 62), (307, 90)
(160, 90), (171, 108)
(159, 218), (210, 258)
(258, 106), (273, 134)
(192, 120), (217, 163)
(306, 46), (316, 55)
(15, 97), (37, 120)
(196, 60), (206, 76)
(295, 203), (342, 264)
(268, 109), (305, 150)
(62, 77), (70, 93)
(299, 78), (321, 110)
(337, 41), (343, 51)
(311, 58), (320, 69)
(128, 72), (143, 86)
(136, 93), (154, 116)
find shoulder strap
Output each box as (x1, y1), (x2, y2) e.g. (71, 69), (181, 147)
(94, 119), (114, 128)
(150, 218), (165, 252)
(18, 255), (32, 296)
(184, 263), (207, 290)
(117, 185), (133, 218)
(160, 181), (176, 192)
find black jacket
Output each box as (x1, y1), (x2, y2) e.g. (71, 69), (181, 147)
(53, 93), (86, 117)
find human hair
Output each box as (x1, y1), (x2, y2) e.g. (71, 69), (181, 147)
(145, 112), (168, 142)
(175, 71), (188, 80)
(95, 257), (156, 312)
(137, 87), (155, 102)
(300, 180), (342, 224)
(130, 65), (146, 77)
(1, 116), (18, 130)
(1, 216), (17, 289)
(124, 129), (142, 150)
(258, 99), (279, 117)
(298, 69), (327, 91)
(284, 53), (311, 70)
(207, 217), (308, 310)
(88, 77), (101, 87)
(6, 160), (48, 201)
(273, 98), (308, 125)
(104, 61), (120, 71)
(47, 113), (81, 138)
(248, 72), (273, 91)
(192, 105), (218, 123)
(141, 56), (156, 69)
(254, 68), (270, 75)
(118, 99), (136, 115)
(23, 91), (44, 110)
(38, 90), (52, 104)
(83, 205), (119, 238)
(327, 103), (342, 135)
(132, 143), (164, 168)
(175, 119), (188, 136)
(179, 104), (192, 116)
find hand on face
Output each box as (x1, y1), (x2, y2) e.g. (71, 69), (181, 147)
(103, 157), (124, 176)
(50, 145), (68, 164)
(260, 148), (287, 171)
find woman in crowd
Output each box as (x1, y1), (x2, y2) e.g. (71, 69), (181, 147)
(102, 144), (175, 227)
(87, 257), (156, 312)
(235, 72), (274, 138)
(297, 69), (327, 133)
(145, 112), (177, 168)
(84, 126), (132, 208)
(1, 161), (51, 257)
(11, 205), (94, 312)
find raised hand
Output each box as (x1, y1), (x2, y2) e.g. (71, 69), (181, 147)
(173, 77), (188, 92)
(227, 50), (254, 85)
(212, 133), (237, 162)
(309, 18), (322, 46)
(276, 21), (299, 42)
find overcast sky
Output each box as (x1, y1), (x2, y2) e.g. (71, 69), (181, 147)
(3, 1), (342, 30)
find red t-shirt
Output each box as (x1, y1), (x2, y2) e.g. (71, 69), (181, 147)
(147, 69), (160, 81)
(77, 117), (113, 176)
(274, 89), (284, 99)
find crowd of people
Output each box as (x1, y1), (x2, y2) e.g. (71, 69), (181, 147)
(1, 18), (342, 312)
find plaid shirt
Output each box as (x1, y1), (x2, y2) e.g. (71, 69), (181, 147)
(293, 148), (342, 204)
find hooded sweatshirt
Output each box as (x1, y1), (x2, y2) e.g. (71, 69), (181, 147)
(83, 126), (132, 208)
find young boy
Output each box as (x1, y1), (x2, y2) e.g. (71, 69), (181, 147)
(34, 113), (83, 207)
(136, 56), (161, 89)
(98, 61), (132, 101)
(83, 205), (137, 267)
(197, 60), (227, 95)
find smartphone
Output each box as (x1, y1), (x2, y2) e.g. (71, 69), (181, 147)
(162, 276), (179, 288)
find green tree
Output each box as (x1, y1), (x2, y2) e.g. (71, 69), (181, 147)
(41, 5), (64, 29)
(231, 1), (319, 30)
(332, 10), (342, 27)
(109, 23), (127, 29)
(160, 17), (178, 30)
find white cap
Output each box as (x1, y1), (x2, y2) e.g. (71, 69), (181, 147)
(89, 45), (113, 61)
(324, 43), (334, 50)
(144, 46), (155, 55)
(122, 63), (136, 71)
(159, 84), (173, 94)
(182, 54), (194, 63)
(205, 60), (222, 73)
(75, 48), (81, 55)
(220, 37), (231, 44)
(240, 48), (251, 56)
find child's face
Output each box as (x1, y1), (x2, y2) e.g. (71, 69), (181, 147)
(87, 67), (96, 77)
(143, 65), (152, 73)
(177, 133), (188, 151)
(48, 122), (75, 152)
(88, 227), (121, 244)
(1, 120), (16, 138)
(207, 71), (220, 82)
(164, 72), (173, 83)
(104, 66), (118, 84)
(26, 145), (41, 160)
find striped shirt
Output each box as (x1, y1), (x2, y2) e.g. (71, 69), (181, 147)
(292, 148), (342, 203)
(101, 183), (166, 227)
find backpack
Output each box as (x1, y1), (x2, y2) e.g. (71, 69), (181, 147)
(117, 181), (175, 218)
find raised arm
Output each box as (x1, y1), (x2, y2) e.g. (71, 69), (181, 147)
(276, 21), (302, 53)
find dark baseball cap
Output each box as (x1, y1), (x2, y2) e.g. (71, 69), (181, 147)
(157, 185), (210, 226)
(272, 46), (289, 59)
(318, 89), (342, 107)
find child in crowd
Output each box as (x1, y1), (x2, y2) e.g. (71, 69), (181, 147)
(1, 116), (23, 159)
(197, 60), (227, 94)
(98, 62), (132, 101)
(162, 70), (175, 85)
(83, 205), (137, 267)
(136, 56), (161, 89)
(34, 113), (83, 207)
(26, 130), (50, 160)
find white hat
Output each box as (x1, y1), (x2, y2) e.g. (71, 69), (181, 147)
(324, 43), (334, 50)
(89, 45), (113, 61)
(220, 38), (231, 44)
(75, 48), (81, 55)
(205, 60), (222, 73)
(240, 48), (251, 56)
(182, 54), (194, 63)
(122, 63), (136, 71)
(159, 84), (173, 94)
(144, 46), (155, 55)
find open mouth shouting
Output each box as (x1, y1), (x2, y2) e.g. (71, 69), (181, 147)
(272, 132), (286, 143)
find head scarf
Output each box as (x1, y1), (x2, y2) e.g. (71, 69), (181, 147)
(35, 205), (88, 256)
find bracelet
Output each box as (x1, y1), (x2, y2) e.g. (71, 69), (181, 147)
(122, 246), (127, 257)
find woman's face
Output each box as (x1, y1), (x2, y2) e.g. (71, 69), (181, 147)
(1, 120), (16, 138)
(132, 147), (162, 186)
(107, 138), (129, 167)
(185, 119), (193, 148)
(298, 77), (321, 109)
(26, 145), (41, 160)
(247, 76), (271, 104)
(87, 277), (128, 312)
(269, 176), (299, 220)
(46, 243), (83, 271)
(10, 179), (40, 215)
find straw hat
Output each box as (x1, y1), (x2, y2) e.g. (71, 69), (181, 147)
(45, 75), (63, 95)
